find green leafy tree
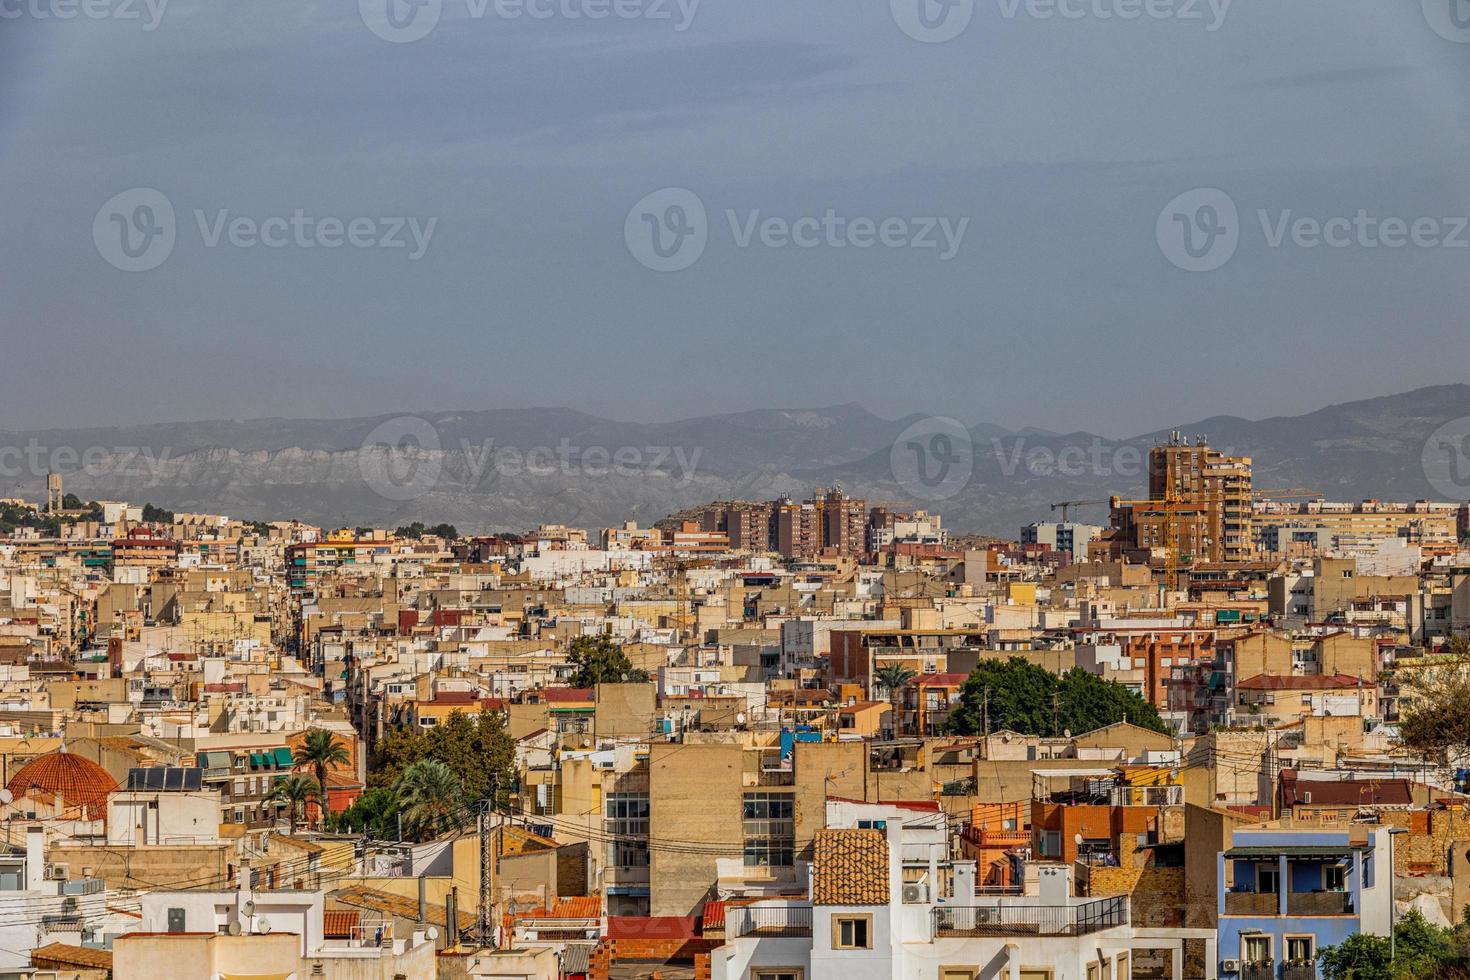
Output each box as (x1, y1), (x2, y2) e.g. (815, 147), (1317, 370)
(268, 774), (321, 833)
(332, 786), (402, 837)
(1397, 654), (1470, 762)
(297, 729), (350, 824)
(428, 523), (458, 539)
(394, 759), (465, 840)
(367, 726), (428, 789)
(368, 710), (514, 808)
(1318, 911), (1465, 980)
(141, 502), (174, 523)
(61, 493), (82, 510)
(945, 657), (1167, 737)
(1318, 933), (1393, 980)
(396, 522), (427, 539)
(566, 635), (650, 687)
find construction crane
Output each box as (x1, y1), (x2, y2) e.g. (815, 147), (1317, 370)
(1050, 500), (1106, 523)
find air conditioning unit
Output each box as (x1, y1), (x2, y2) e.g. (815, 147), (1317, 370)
(975, 908), (997, 924)
(46, 864), (68, 881)
(901, 883), (928, 904)
(1222, 961), (1241, 974)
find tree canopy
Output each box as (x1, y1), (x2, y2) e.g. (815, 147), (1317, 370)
(1317, 910), (1468, 980)
(1396, 638), (1470, 762)
(395, 521), (458, 540)
(368, 709), (514, 808)
(566, 635), (650, 687)
(944, 657), (1167, 737)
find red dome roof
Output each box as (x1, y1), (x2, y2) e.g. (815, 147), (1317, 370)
(7, 750), (119, 814)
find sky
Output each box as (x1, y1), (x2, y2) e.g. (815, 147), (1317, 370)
(2, 0), (1469, 438)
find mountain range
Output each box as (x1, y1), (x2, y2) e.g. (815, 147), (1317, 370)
(4, 384), (1469, 536)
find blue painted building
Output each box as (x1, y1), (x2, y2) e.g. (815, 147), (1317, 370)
(1217, 827), (1393, 980)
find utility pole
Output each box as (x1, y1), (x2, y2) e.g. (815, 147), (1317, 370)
(478, 773), (498, 946)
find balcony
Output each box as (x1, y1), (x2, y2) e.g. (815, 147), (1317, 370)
(1283, 967), (1318, 980)
(1242, 966), (1274, 980)
(1225, 891), (1352, 916)
(1287, 891), (1352, 915)
(933, 897), (1128, 938)
(728, 905), (812, 938)
(1225, 892), (1279, 915)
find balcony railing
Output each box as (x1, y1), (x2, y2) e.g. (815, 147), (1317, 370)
(728, 905), (813, 938)
(1284, 966), (1318, 980)
(1225, 891), (1352, 916)
(933, 897), (1128, 938)
(1242, 965), (1274, 980)
(1287, 891), (1352, 915)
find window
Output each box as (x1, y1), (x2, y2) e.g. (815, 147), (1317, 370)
(1243, 935), (1272, 965)
(1324, 865), (1346, 891)
(755, 972), (802, 980)
(1257, 865), (1280, 893)
(941, 970), (977, 980)
(1115, 953), (1129, 980)
(743, 792), (795, 867)
(832, 914), (872, 950)
(605, 793), (650, 868)
(857, 819), (887, 830)
(1088, 963), (1101, 980)
(1286, 937), (1315, 964)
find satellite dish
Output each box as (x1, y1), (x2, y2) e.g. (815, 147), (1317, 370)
(228, 921), (242, 936)
(426, 926), (440, 941)
(0, 789), (13, 805)
(257, 917), (272, 934)
(242, 900), (255, 916)
(1074, 833), (1084, 846)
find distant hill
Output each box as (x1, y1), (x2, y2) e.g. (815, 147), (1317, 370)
(4, 385), (1468, 535)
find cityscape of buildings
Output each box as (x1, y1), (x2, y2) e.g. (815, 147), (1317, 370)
(0, 435), (1469, 980)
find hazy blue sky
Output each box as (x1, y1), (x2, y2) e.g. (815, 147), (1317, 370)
(3, 0), (1470, 436)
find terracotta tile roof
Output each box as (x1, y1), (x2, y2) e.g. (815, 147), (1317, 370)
(813, 829), (889, 906)
(521, 895), (601, 919)
(912, 673), (968, 685)
(1237, 673), (1367, 691)
(323, 909), (360, 939)
(701, 901), (726, 929)
(544, 687), (595, 702)
(31, 942), (113, 970)
(332, 885), (478, 933)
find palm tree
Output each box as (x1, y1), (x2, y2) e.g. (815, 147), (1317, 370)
(393, 759), (464, 841)
(298, 729), (350, 825)
(268, 774), (321, 833)
(873, 664), (918, 736)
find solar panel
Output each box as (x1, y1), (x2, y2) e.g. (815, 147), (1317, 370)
(126, 767), (203, 792)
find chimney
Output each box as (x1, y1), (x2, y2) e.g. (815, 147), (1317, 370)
(25, 826), (45, 892)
